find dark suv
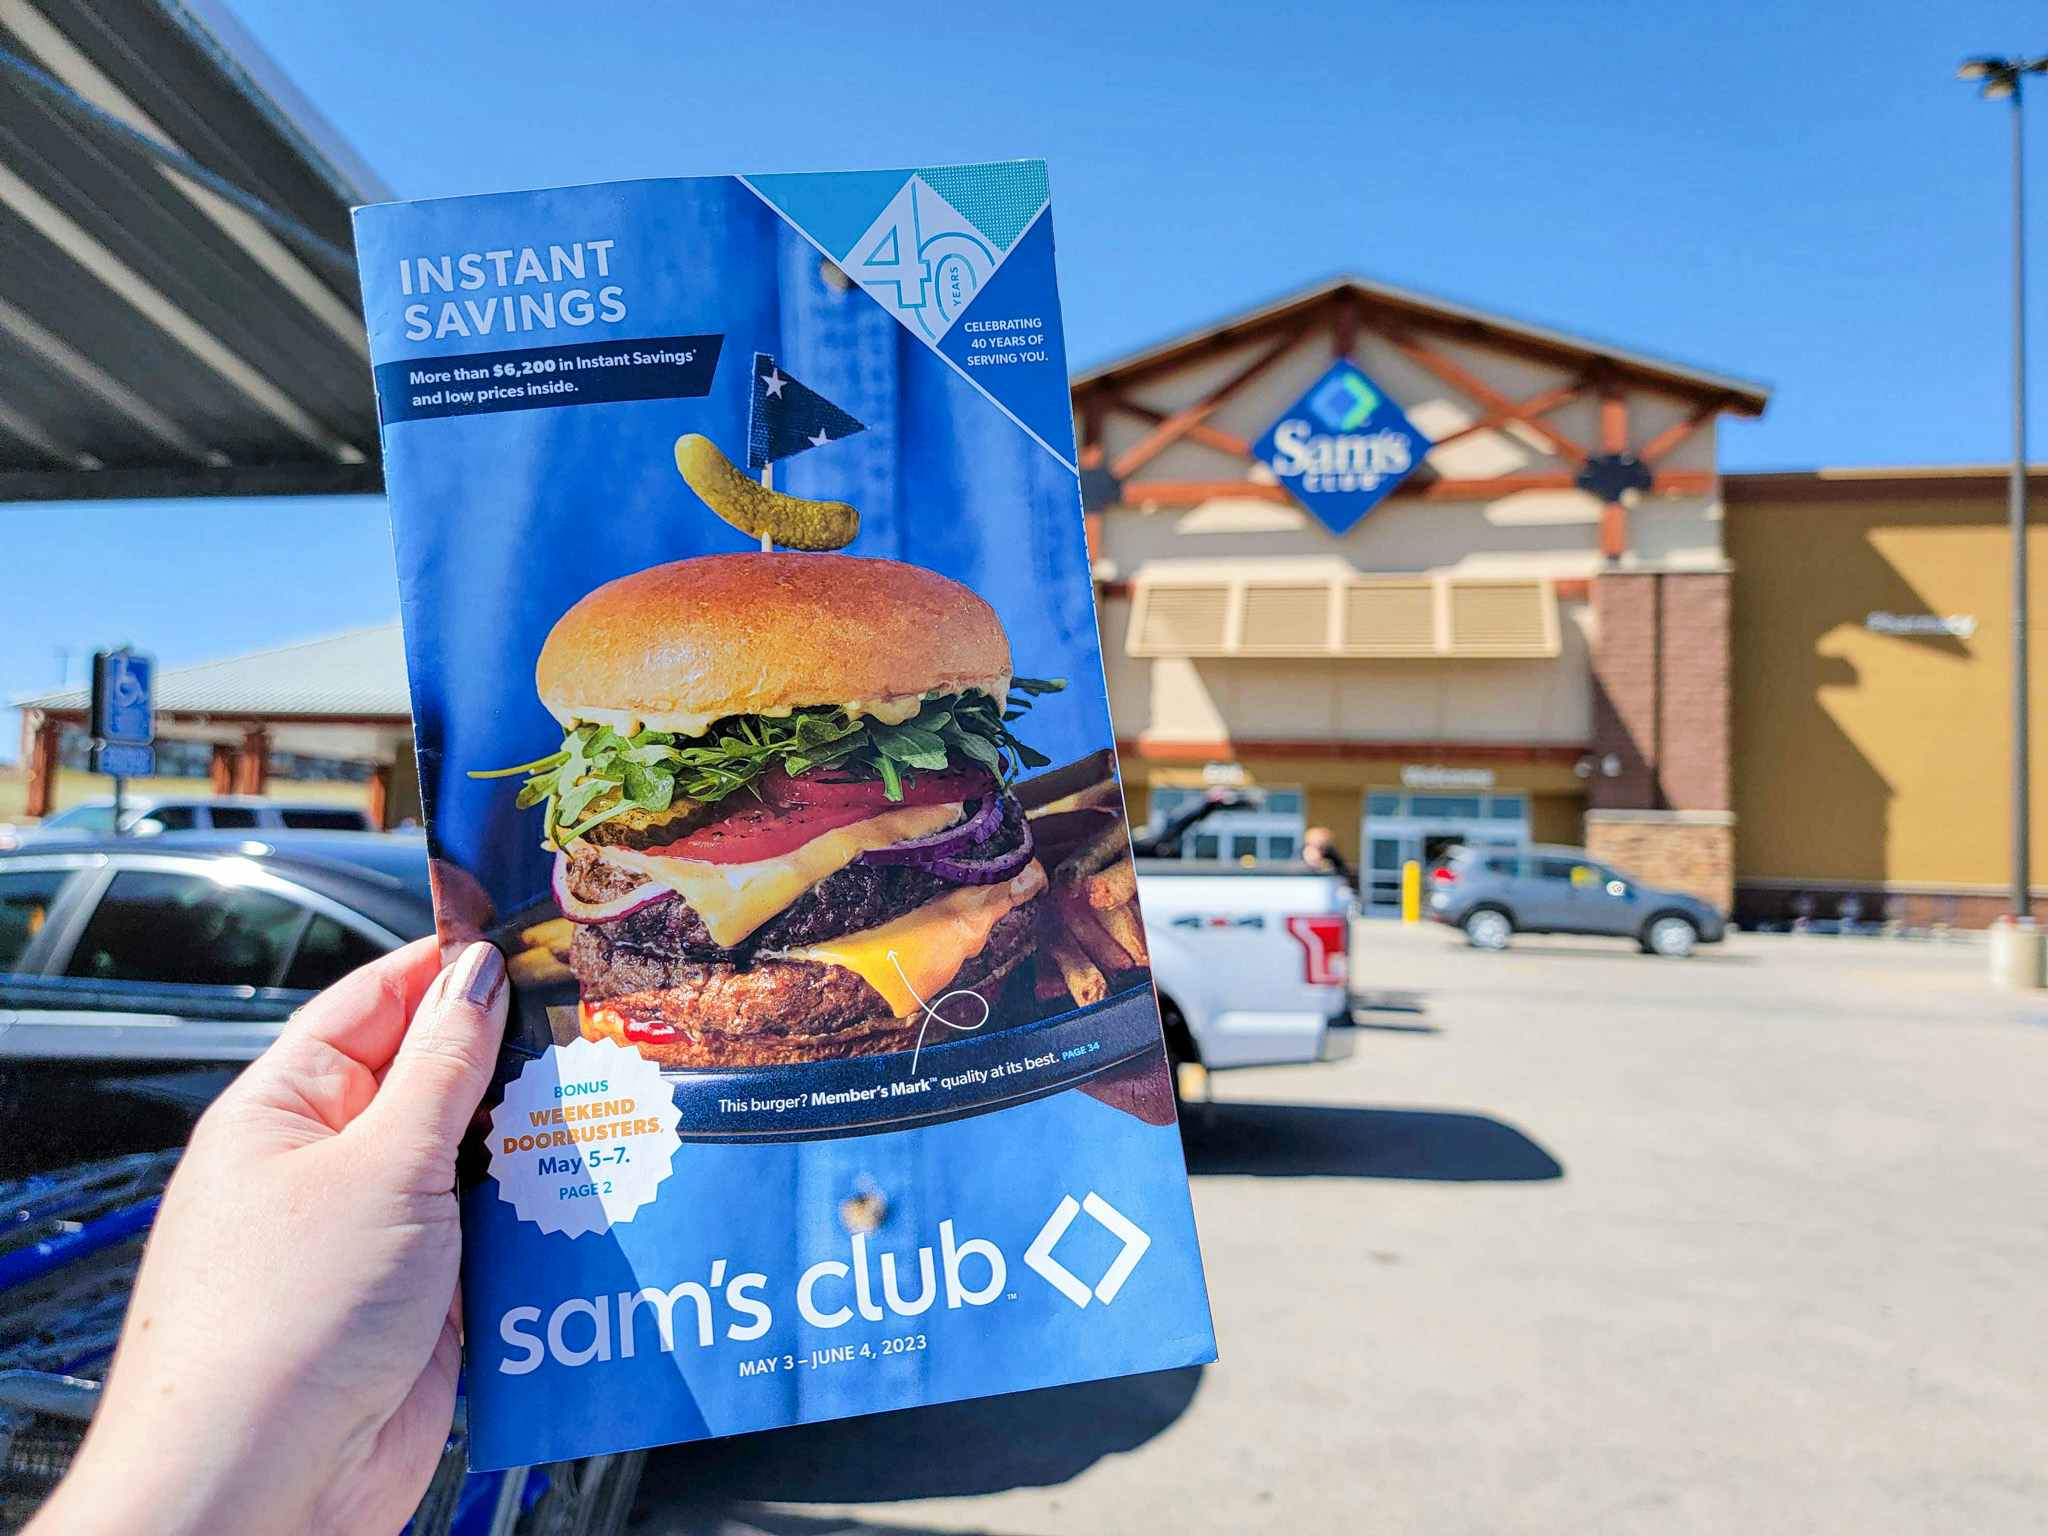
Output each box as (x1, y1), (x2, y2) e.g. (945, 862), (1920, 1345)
(1426, 844), (1726, 956)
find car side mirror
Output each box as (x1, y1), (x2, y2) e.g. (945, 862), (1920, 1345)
(1606, 879), (1631, 898)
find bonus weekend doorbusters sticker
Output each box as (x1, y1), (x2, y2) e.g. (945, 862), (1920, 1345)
(355, 162), (1214, 1472)
(488, 1037), (680, 1239)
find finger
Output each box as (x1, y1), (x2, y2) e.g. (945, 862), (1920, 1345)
(221, 937), (444, 1133)
(275, 935), (443, 1075)
(361, 941), (508, 1160)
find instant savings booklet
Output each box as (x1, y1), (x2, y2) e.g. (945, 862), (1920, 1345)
(353, 162), (1216, 1468)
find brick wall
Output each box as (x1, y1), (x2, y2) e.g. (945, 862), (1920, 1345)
(1590, 570), (1732, 813)
(1657, 572), (1732, 811)
(1589, 573), (1660, 809)
(1586, 812), (1734, 912)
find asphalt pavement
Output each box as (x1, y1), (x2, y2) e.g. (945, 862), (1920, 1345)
(629, 927), (2048, 1535)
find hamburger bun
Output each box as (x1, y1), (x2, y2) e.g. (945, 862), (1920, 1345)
(537, 553), (1012, 735)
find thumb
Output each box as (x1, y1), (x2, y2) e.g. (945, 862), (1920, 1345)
(362, 941), (508, 1163)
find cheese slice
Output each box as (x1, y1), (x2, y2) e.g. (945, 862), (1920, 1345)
(784, 860), (1046, 1018)
(592, 802), (961, 948)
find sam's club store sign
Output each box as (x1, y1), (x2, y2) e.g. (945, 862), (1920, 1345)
(1252, 359), (1429, 535)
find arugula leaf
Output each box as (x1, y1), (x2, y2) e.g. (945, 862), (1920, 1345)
(472, 678), (1066, 847)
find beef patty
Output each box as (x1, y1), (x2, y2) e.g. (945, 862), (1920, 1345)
(562, 795), (1028, 960)
(570, 895), (1040, 1008)
(577, 902), (1039, 1067)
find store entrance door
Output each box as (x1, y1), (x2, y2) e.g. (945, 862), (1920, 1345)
(1361, 788), (1530, 916)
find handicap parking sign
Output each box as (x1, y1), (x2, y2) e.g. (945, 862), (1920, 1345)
(1250, 359), (1429, 536)
(91, 650), (154, 745)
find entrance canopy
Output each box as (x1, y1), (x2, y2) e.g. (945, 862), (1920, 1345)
(0, 0), (387, 501)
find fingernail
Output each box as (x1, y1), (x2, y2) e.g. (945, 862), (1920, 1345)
(456, 943), (506, 1009)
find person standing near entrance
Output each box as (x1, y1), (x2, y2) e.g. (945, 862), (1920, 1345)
(1302, 825), (1356, 895)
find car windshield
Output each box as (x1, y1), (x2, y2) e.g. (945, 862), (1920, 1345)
(41, 804), (117, 833)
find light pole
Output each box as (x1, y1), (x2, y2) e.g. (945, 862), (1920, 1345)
(1958, 55), (2045, 924)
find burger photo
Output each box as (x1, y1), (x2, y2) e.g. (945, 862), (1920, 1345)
(475, 553), (1064, 1068)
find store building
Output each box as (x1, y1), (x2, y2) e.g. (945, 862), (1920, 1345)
(1076, 276), (1768, 915)
(12, 625), (419, 827)
(1724, 468), (2047, 927)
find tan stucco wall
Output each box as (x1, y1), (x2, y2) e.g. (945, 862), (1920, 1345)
(1726, 489), (2048, 891)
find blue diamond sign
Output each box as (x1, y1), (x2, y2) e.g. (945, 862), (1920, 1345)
(1251, 359), (1430, 535)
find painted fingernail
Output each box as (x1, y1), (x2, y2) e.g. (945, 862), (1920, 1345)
(458, 943), (507, 1009)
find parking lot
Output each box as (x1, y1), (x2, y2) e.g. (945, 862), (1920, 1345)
(630, 927), (2048, 1535)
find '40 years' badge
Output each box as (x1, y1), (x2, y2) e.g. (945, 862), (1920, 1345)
(487, 1036), (681, 1238)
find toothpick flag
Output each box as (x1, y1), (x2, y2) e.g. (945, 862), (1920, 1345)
(747, 351), (866, 471)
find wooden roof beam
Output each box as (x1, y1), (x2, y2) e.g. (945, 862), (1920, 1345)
(1109, 325), (1307, 480)
(1426, 378), (1587, 452)
(1116, 468), (1713, 508)
(1379, 328), (1591, 467)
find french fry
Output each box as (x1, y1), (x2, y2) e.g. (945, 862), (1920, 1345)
(1096, 898), (1148, 966)
(509, 947), (575, 987)
(520, 917), (576, 957)
(1012, 747), (1118, 811)
(1027, 807), (1118, 865)
(1055, 824), (1127, 885)
(1032, 777), (1124, 817)
(1049, 936), (1106, 1007)
(1080, 857), (1137, 911)
(1062, 888), (1139, 975)
(1033, 957), (1070, 1002)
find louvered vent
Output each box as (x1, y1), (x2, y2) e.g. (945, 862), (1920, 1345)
(1238, 585), (1331, 653)
(1123, 574), (1559, 659)
(1341, 580), (1439, 655)
(1446, 580), (1556, 656)
(1130, 584), (1231, 655)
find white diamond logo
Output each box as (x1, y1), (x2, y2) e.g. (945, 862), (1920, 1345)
(1023, 1192), (1152, 1309)
(842, 177), (997, 343)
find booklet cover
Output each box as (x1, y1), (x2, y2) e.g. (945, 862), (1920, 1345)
(353, 163), (1215, 1470)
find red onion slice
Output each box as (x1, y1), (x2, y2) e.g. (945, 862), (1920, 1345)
(925, 806), (1035, 885)
(858, 794), (1005, 867)
(552, 850), (676, 924)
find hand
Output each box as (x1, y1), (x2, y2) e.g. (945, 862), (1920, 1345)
(31, 938), (509, 1536)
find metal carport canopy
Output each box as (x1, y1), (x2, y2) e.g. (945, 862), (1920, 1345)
(0, 0), (386, 502)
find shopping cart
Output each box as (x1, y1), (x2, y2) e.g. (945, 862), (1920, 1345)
(0, 1152), (642, 1535)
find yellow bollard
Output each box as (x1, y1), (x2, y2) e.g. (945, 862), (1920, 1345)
(1401, 859), (1422, 923)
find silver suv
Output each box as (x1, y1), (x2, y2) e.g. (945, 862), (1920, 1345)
(0, 797), (374, 850)
(1426, 844), (1726, 957)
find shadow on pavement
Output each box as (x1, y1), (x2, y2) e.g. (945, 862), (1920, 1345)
(631, 1365), (1204, 1532)
(1472, 944), (1758, 964)
(1182, 1102), (1563, 1182)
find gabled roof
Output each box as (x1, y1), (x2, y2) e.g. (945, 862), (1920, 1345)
(13, 623), (408, 720)
(1073, 273), (1771, 415)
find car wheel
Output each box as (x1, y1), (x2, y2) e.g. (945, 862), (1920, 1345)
(1644, 914), (1699, 957)
(1462, 907), (1513, 951)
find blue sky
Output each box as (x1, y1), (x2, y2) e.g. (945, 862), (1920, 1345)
(5, 0), (2044, 748)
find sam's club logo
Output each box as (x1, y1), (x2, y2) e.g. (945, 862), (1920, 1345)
(1252, 359), (1429, 536)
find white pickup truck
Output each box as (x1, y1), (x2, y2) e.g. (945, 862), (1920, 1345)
(1134, 860), (1355, 1076)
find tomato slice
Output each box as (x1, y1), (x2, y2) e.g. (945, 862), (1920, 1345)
(644, 765), (994, 864)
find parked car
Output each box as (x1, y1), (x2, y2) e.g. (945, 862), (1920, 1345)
(0, 797), (376, 851)
(0, 832), (434, 1068)
(1426, 843), (1726, 956)
(1136, 859), (1355, 1079)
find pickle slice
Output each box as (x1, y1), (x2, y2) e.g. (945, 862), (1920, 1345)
(674, 433), (859, 550)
